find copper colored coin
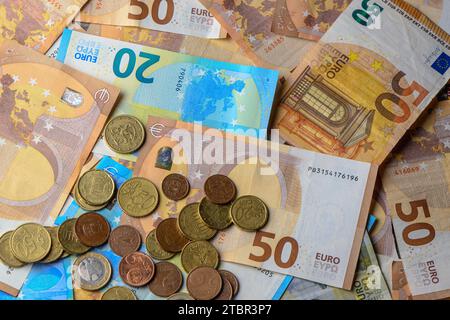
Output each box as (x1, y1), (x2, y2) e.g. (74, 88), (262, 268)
(162, 174), (190, 201)
(119, 252), (155, 287)
(215, 278), (233, 300)
(109, 225), (142, 257)
(204, 175), (236, 204)
(74, 213), (110, 247)
(155, 218), (189, 253)
(187, 266), (222, 300)
(219, 270), (239, 296)
(148, 262), (183, 297)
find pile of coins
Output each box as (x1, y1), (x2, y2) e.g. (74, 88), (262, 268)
(0, 166), (269, 300)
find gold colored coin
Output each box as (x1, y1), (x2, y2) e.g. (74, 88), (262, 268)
(0, 231), (25, 268)
(78, 170), (115, 206)
(118, 177), (159, 217)
(101, 286), (137, 300)
(178, 203), (217, 241)
(41, 227), (64, 264)
(145, 230), (175, 260)
(74, 183), (108, 211)
(73, 253), (112, 291)
(58, 219), (90, 255)
(198, 197), (233, 230)
(105, 115), (146, 154)
(181, 240), (219, 273)
(10, 223), (51, 263)
(230, 195), (269, 231)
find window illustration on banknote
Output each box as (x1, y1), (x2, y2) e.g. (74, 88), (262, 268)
(278, 66), (375, 158)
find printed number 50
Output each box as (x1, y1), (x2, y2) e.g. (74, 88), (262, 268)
(129, 0), (174, 25)
(249, 231), (299, 268)
(396, 199), (435, 246)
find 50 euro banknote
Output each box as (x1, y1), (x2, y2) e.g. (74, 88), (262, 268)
(132, 116), (378, 289)
(56, 30), (279, 161)
(77, 0), (226, 39)
(382, 97), (450, 300)
(0, 40), (120, 296)
(274, 0), (450, 165)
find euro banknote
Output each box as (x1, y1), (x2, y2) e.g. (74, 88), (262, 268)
(198, 0), (314, 77)
(382, 96), (450, 300)
(56, 30), (279, 161)
(77, 0), (226, 39)
(275, 0), (450, 165)
(55, 156), (287, 300)
(0, 0), (88, 53)
(133, 116), (378, 289)
(47, 22), (253, 66)
(0, 40), (120, 296)
(282, 232), (391, 300)
(272, 0), (449, 41)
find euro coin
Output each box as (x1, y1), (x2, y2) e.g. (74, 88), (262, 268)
(155, 218), (189, 253)
(74, 183), (108, 211)
(104, 115), (145, 154)
(118, 177), (159, 217)
(109, 225), (142, 257)
(167, 293), (194, 300)
(78, 170), (115, 206)
(198, 197), (233, 230)
(178, 203), (217, 241)
(181, 240), (219, 273)
(145, 229), (175, 260)
(0, 231), (25, 268)
(101, 286), (137, 300)
(148, 262), (183, 297)
(219, 270), (239, 297)
(10, 223), (51, 263)
(215, 278), (233, 300)
(73, 252), (112, 291)
(204, 174), (236, 204)
(119, 252), (155, 287)
(187, 266), (222, 300)
(75, 212), (110, 247)
(230, 195), (269, 231)
(161, 173), (190, 201)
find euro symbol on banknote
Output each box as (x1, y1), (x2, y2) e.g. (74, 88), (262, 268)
(150, 123), (165, 138)
(95, 88), (111, 104)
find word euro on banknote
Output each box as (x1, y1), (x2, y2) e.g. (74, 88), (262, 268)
(274, 0), (450, 164)
(272, 0), (449, 41)
(133, 116), (378, 289)
(382, 97), (450, 300)
(0, 0), (88, 53)
(198, 0), (314, 77)
(282, 232), (391, 300)
(56, 30), (279, 160)
(0, 41), (120, 296)
(77, 0), (226, 39)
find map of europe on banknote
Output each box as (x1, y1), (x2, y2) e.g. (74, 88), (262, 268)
(0, 40), (120, 297)
(272, 0), (450, 41)
(77, 0), (226, 39)
(275, 0), (450, 164)
(0, 0), (88, 53)
(382, 97), (450, 300)
(56, 30), (279, 160)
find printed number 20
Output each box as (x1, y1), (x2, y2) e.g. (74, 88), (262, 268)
(113, 48), (160, 84)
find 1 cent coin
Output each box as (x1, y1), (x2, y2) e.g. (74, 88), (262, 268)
(148, 262), (183, 297)
(219, 270), (239, 296)
(161, 173), (190, 201)
(187, 266), (222, 300)
(215, 278), (233, 300)
(119, 252), (155, 287)
(75, 213), (110, 247)
(155, 218), (189, 253)
(204, 175), (236, 204)
(109, 225), (142, 257)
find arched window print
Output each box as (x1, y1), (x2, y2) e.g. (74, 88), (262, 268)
(301, 84), (349, 125)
